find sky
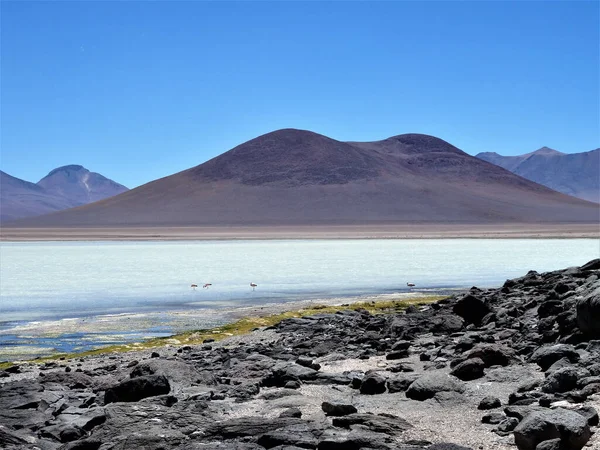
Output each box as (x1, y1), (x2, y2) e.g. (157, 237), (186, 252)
(1, 1), (599, 189)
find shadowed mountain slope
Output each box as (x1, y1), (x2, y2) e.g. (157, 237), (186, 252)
(0, 166), (128, 222)
(477, 148), (599, 203)
(10, 129), (600, 227)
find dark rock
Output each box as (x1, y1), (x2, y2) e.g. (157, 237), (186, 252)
(296, 356), (321, 371)
(331, 413), (412, 434)
(59, 425), (86, 443)
(513, 408), (591, 450)
(360, 373), (387, 395)
(450, 358), (485, 381)
(130, 359), (216, 386)
(59, 439), (102, 450)
(462, 344), (515, 367)
(279, 407), (302, 418)
(581, 259), (600, 271)
(576, 284), (600, 337)
(405, 373), (465, 401)
(453, 294), (490, 325)
(104, 374), (170, 403)
(285, 380), (302, 389)
(541, 367), (579, 393)
(204, 417), (304, 439)
(496, 417), (519, 433)
(538, 300), (564, 318)
(478, 396), (501, 410)
(581, 382), (600, 397)
(574, 405), (599, 426)
(321, 401), (357, 416)
(529, 345), (580, 371)
(256, 423), (321, 449)
(432, 390), (466, 406)
(387, 374), (420, 393)
(481, 412), (505, 424)
(544, 358), (574, 375)
(386, 350), (409, 360)
(534, 439), (562, 450)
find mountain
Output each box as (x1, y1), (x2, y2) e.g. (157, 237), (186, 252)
(0, 171), (75, 222)
(476, 148), (599, 203)
(10, 129), (598, 228)
(37, 165), (129, 205)
(0, 166), (128, 222)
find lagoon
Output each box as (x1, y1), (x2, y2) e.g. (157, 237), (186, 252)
(1, 239), (598, 359)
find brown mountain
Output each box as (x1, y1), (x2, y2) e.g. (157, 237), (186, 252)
(10, 130), (599, 227)
(477, 148), (599, 203)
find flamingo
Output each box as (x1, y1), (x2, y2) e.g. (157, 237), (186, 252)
(406, 282), (415, 288)
(203, 283), (212, 289)
(250, 282), (257, 291)
(191, 284), (198, 290)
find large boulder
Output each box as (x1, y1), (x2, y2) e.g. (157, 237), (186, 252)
(405, 373), (465, 401)
(360, 372), (387, 395)
(529, 345), (580, 371)
(104, 375), (170, 404)
(130, 359), (216, 387)
(321, 402), (357, 417)
(513, 408), (591, 450)
(450, 358), (485, 381)
(541, 367), (579, 393)
(453, 294), (490, 325)
(576, 283), (600, 338)
(462, 344), (515, 367)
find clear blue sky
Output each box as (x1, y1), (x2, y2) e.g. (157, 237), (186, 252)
(1, 1), (598, 188)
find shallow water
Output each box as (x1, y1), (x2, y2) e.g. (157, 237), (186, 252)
(1, 239), (598, 360)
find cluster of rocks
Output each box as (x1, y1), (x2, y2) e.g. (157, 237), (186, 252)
(0, 259), (599, 450)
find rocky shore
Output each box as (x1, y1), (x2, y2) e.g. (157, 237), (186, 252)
(1, 259), (599, 450)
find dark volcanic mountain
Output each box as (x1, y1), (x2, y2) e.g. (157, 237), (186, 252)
(10, 130), (600, 227)
(477, 147), (599, 203)
(0, 166), (128, 222)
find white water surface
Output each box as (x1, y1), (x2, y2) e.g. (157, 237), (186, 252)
(1, 239), (598, 324)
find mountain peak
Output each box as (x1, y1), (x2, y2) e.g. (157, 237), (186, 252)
(191, 128), (382, 186)
(530, 147), (564, 156)
(43, 165), (88, 179)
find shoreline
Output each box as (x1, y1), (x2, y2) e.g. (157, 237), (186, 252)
(0, 260), (598, 450)
(1, 223), (599, 241)
(0, 291), (450, 366)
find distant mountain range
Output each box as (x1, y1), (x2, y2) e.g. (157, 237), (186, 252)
(0, 165), (128, 222)
(9, 130), (598, 227)
(476, 147), (599, 203)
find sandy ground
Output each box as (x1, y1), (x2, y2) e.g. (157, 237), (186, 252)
(1, 223), (599, 241)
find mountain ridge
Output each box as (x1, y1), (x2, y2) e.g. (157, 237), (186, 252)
(10, 129), (598, 227)
(476, 147), (599, 203)
(0, 166), (128, 222)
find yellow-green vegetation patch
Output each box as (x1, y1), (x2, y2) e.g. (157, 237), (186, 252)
(1, 295), (445, 370)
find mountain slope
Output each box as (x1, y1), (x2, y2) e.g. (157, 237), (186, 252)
(1, 166), (128, 222)
(0, 171), (75, 222)
(476, 148), (599, 203)
(10, 130), (599, 227)
(37, 165), (128, 205)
